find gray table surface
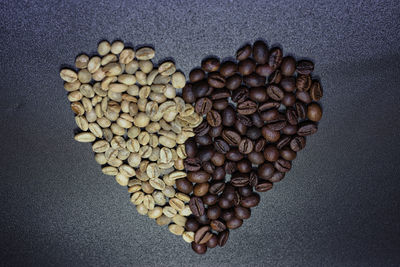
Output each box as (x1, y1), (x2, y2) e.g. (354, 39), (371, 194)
(1, 0), (399, 266)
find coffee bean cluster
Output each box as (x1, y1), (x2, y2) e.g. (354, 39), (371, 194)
(181, 40), (323, 254)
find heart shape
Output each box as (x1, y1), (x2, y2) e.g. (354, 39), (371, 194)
(60, 39), (323, 254)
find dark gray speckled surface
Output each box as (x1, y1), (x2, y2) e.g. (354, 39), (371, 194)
(1, 0), (400, 266)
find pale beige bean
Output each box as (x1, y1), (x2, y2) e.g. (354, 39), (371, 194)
(137, 132), (150, 145)
(87, 56), (101, 73)
(92, 68), (106, 81)
(159, 147), (172, 163)
(107, 101), (121, 113)
(116, 117), (132, 129)
(136, 204), (148, 215)
(131, 191), (145, 205)
(139, 145), (152, 158)
(128, 185), (142, 193)
(149, 147), (160, 161)
(107, 157), (123, 167)
(141, 181), (154, 194)
(94, 153), (107, 165)
(162, 185), (175, 198)
(108, 83), (128, 93)
(169, 224), (184, 236)
(74, 132), (95, 142)
(127, 126), (140, 139)
(103, 63), (122, 76)
(174, 158), (185, 170)
(115, 173), (129, 186)
(125, 60), (139, 74)
(105, 147), (118, 160)
(172, 214), (187, 227)
(149, 177), (165, 191)
(111, 41), (124, 54)
(135, 47), (155, 60)
(101, 53), (118, 66)
(126, 139), (140, 153)
(139, 60), (153, 73)
(75, 115), (89, 131)
(128, 178), (141, 187)
(169, 198), (184, 212)
(171, 72), (185, 89)
(127, 85), (139, 97)
(91, 95), (102, 105)
(139, 86), (151, 99)
(156, 215), (171, 226)
(158, 61), (176, 76)
(164, 84), (176, 99)
(146, 69), (158, 85)
(117, 149), (130, 161)
(145, 122), (160, 134)
(60, 69), (77, 82)
(81, 97), (92, 112)
(95, 104), (103, 118)
(88, 123), (103, 138)
(151, 84), (166, 94)
(102, 166), (118, 176)
(143, 195), (155, 210)
(117, 74), (136, 85)
(128, 152), (141, 168)
(148, 207), (163, 219)
(176, 145), (187, 159)
(97, 40), (111, 56)
(68, 91), (83, 102)
(119, 48), (135, 64)
(179, 205), (192, 216)
(64, 80), (81, 92)
(108, 90), (122, 102)
(159, 136), (176, 148)
(163, 206), (177, 218)
(175, 192), (190, 202)
(121, 101), (130, 113)
(153, 191), (166, 206)
(97, 117), (111, 128)
(137, 98), (147, 112)
(153, 74), (171, 84)
(78, 69), (92, 83)
(119, 165), (135, 177)
(92, 140), (110, 153)
(110, 123), (125, 136)
(75, 54), (89, 69)
(133, 112), (150, 128)
(94, 83), (107, 96)
(135, 71), (147, 85)
(182, 232), (195, 243)
(149, 92), (167, 103)
(103, 128), (113, 142)
(101, 76), (116, 90)
(105, 110), (119, 121)
(110, 136), (126, 150)
(163, 110), (178, 122)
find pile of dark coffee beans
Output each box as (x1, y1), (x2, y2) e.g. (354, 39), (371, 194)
(180, 40), (323, 254)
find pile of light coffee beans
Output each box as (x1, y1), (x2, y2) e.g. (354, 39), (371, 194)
(181, 40), (323, 254)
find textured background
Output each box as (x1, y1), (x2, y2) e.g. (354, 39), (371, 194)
(1, 0), (400, 266)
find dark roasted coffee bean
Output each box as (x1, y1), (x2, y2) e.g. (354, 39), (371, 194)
(267, 84), (284, 101)
(194, 182), (210, 197)
(176, 178), (193, 194)
(196, 214), (210, 225)
(211, 152), (225, 167)
(194, 120), (210, 136)
(282, 93), (296, 107)
(208, 72), (226, 88)
(238, 138), (254, 154)
(237, 159), (252, 173)
(237, 114), (253, 126)
(184, 158), (201, 171)
(238, 58), (256, 76)
(224, 161), (237, 174)
(276, 135), (291, 149)
(192, 80), (209, 98)
(307, 102), (323, 122)
(263, 145), (279, 162)
(211, 219), (227, 232)
(202, 57), (220, 72)
(192, 242), (207, 254)
(209, 125), (223, 138)
(203, 194), (219, 206)
(211, 88), (230, 100)
(186, 217), (200, 232)
(195, 134), (213, 146)
(280, 76), (296, 92)
(213, 99), (229, 110)
(206, 110), (222, 127)
(290, 135), (306, 151)
(226, 148), (244, 162)
(189, 197), (205, 216)
(249, 86), (268, 102)
(268, 69), (282, 84)
(269, 171), (285, 183)
(214, 138), (230, 154)
(234, 206), (251, 219)
(233, 191), (241, 206)
(296, 74), (312, 91)
(195, 97), (212, 115)
(195, 226), (213, 244)
(298, 122), (318, 136)
(205, 86), (214, 96)
(237, 100), (258, 115)
(188, 171), (211, 183)
(253, 40), (269, 64)
(255, 180), (273, 192)
(258, 163), (275, 179)
(236, 44), (252, 61)
(231, 86), (249, 103)
(244, 73), (266, 87)
(221, 209), (235, 221)
(261, 109), (279, 122)
(209, 182), (225, 195)
(282, 124), (298, 135)
(238, 185), (253, 197)
(249, 171), (258, 187)
(274, 158), (292, 172)
(189, 68), (206, 83)
(259, 101), (280, 112)
(235, 120), (247, 135)
(222, 184), (235, 200)
(182, 84), (196, 103)
(246, 126), (262, 140)
(240, 193), (260, 208)
(227, 217), (243, 229)
(256, 64), (274, 77)
(280, 147), (297, 161)
(262, 126), (280, 142)
(231, 173), (249, 187)
(267, 117), (287, 131)
(255, 138), (266, 152)
(296, 90), (312, 104)
(220, 61), (238, 77)
(280, 56), (296, 76)
(219, 197), (234, 209)
(268, 47), (283, 69)
(185, 138), (198, 158)
(197, 146), (215, 162)
(207, 206), (222, 220)
(217, 230), (230, 246)
(310, 80), (323, 101)
(207, 234), (218, 248)
(295, 103), (306, 121)
(202, 161), (215, 174)
(222, 106), (236, 127)
(248, 151), (265, 165)
(212, 167), (226, 181)
(225, 74), (242, 90)
(296, 60), (314, 75)
(222, 130), (241, 146)
(286, 108), (298, 125)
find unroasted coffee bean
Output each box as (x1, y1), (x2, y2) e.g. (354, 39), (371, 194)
(281, 56), (296, 76)
(220, 61), (237, 77)
(253, 40), (269, 64)
(189, 197), (205, 216)
(210, 219), (226, 231)
(297, 122), (318, 136)
(240, 193), (260, 208)
(202, 57), (220, 72)
(290, 136), (306, 152)
(258, 162), (275, 179)
(189, 68), (206, 83)
(296, 60), (314, 75)
(195, 97), (212, 115)
(255, 180), (273, 192)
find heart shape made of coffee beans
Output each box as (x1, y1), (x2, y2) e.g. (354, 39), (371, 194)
(60, 39), (323, 255)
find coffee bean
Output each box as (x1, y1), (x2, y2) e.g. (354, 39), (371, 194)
(188, 171), (211, 183)
(296, 74), (312, 91)
(282, 124), (298, 135)
(209, 125), (223, 138)
(189, 68), (206, 83)
(268, 69), (282, 84)
(296, 91), (312, 104)
(268, 47), (283, 70)
(234, 206), (251, 219)
(262, 126), (280, 142)
(237, 159), (252, 173)
(221, 209), (235, 222)
(182, 84), (196, 103)
(307, 102), (323, 122)
(240, 193), (260, 208)
(281, 56), (296, 76)
(194, 183), (210, 197)
(195, 134), (212, 146)
(227, 217), (243, 229)
(258, 163), (275, 179)
(185, 218), (200, 232)
(249, 86), (268, 102)
(210, 219), (227, 232)
(231, 173), (249, 187)
(254, 138), (266, 152)
(212, 167), (226, 181)
(213, 99), (229, 110)
(280, 148), (297, 161)
(286, 108), (299, 125)
(194, 121), (210, 136)
(290, 136), (306, 152)
(211, 152), (225, 167)
(193, 80), (210, 98)
(282, 93), (296, 107)
(203, 194), (219, 206)
(222, 130), (241, 146)
(189, 196), (205, 216)
(268, 171), (285, 183)
(296, 60), (314, 75)
(259, 101), (280, 112)
(238, 138), (254, 154)
(224, 161), (237, 174)
(231, 87), (249, 103)
(207, 206), (222, 220)
(297, 122), (318, 136)
(238, 58), (256, 76)
(176, 178), (193, 194)
(209, 182), (226, 194)
(217, 230), (230, 246)
(255, 180), (273, 192)
(261, 109), (279, 122)
(192, 242), (207, 254)
(248, 151), (265, 165)
(220, 61), (238, 77)
(196, 214), (210, 225)
(202, 57), (220, 72)
(244, 73), (266, 87)
(185, 138), (198, 158)
(208, 72), (226, 88)
(253, 40), (269, 64)
(246, 126), (262, 140)
(236, 44), (252, 60)
(184, 158), (201, 171)
(214, 138), (230, 154)
(256, 64), (274, 77)
(211, 88), (231, 100)
(263, 145), (279, 162)
(207, 235), (218, 248)
(226, 74), (242, 90)
(226, 148), (244, 161)
(222, 106), (236, 127)
(274, 158), (291, 172)
(195, 97), (212, 115)
(310, 80), (323, 101)
(206, 110), (222, 127)
(267, 85), (284, 101)
(219, 197), (234, 209)
(237, 114), (253, 127)
(295, 102), (306, 120)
